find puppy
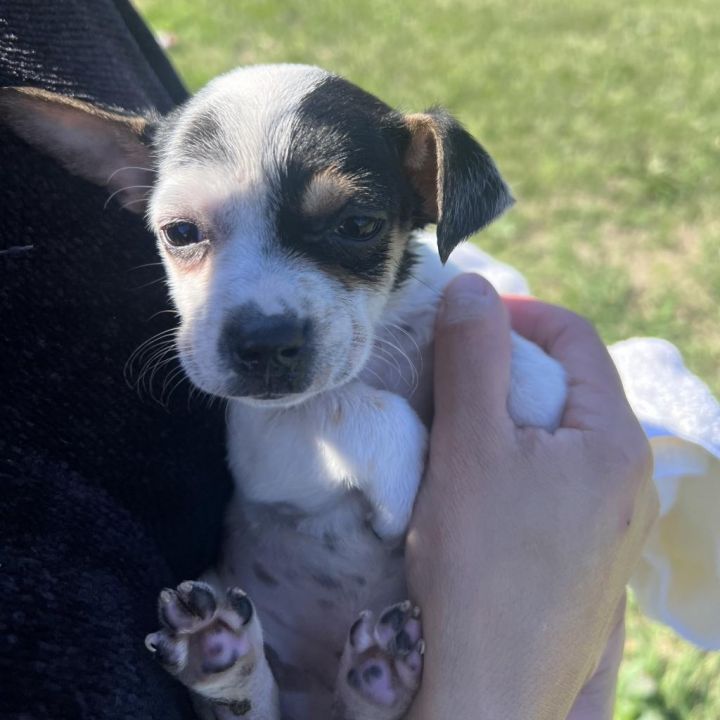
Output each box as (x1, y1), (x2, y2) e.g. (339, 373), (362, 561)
(1, 65), (566, 720)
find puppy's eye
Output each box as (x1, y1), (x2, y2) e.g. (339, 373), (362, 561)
(335, 216), (384, 241)
(162, 221), (201, 247)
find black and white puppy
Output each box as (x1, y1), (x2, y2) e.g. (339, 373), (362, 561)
(1, 65), (566, 720)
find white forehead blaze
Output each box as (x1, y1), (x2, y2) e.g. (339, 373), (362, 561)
(155, 64), (328, 177)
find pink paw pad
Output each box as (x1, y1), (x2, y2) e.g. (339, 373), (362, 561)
(145, 582), (256, 681)
(343, 601), (424, 709)
(196, 622), (252, 674)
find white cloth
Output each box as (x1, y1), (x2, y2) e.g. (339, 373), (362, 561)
(451, 239), (720, 650)
(611, 340), (720, 650)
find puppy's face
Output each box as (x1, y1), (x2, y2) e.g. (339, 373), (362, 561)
(149, 66), (423, 405)
(0, 65), (513, 406)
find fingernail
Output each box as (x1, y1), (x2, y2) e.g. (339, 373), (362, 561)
(439, 273), (496, 325)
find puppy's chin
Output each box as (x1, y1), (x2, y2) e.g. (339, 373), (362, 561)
(228, 390), (321, 409)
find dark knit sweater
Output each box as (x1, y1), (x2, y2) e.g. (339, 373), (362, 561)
(0, 2), (232, 717)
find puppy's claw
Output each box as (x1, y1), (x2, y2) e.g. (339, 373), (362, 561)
(145, 630), (184, 669)
(177, 580), (216, 619)
(227, 587), (254, 625)
(158, 588), (187, 631)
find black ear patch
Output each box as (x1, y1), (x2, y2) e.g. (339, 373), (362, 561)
(404, 108), (514, 263)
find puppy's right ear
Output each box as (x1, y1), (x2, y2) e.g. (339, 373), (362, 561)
(0, 87), (156, 213)
(402, 109), (514, 263)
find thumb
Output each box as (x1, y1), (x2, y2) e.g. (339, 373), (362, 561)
(433, 273), (512, 428)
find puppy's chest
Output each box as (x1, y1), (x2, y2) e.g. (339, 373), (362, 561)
(216, 496), (406, 687)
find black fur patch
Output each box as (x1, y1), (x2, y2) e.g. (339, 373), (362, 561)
(425, 108), (514, 262)
(393, 238), (420, 290)
(275, 75), (419, 286)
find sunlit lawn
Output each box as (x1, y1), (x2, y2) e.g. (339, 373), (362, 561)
(135, 1), (720, 716)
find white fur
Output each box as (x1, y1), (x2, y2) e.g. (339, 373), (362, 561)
(226, 231), (566, 537)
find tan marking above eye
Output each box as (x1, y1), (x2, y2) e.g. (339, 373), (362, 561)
(300, 167), (359, 217)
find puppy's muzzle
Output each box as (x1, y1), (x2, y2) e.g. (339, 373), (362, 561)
(219, 306), (314, 398)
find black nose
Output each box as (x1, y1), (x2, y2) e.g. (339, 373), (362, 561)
(220, 308), (313, 397)
(233, 318), (306, 371)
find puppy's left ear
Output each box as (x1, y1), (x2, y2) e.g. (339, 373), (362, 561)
(0, 87), (156, 213)
(403, 109), (514, 263)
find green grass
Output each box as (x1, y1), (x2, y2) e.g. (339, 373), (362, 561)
(135, 1), (720, 716)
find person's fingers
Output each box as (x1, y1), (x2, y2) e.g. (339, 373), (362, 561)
(504, 296), (631, 433)
(433, 274), (512, 430)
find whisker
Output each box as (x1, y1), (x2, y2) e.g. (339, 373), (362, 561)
(373, 336), (420, 394)
(163, 368), (194, 406)
(104, 185), (153, 210)
(131, 275), (167, 291)
(119, 196), (151, 212)
(149, 346), (186, 391)
(146, 309), (180, 322)
(360, 364), (387, 391)
(136, 348), (177, 391)
(384, 322), (424, 391)
(129, 261), (165, 273)
(160, 365), (188, 404)
(127, 328), (177, 359)
(406, 269), (444, 300)
(106, 165), (155, 183)
(125, 330), (178, 381)
(370, 342), (405, 378)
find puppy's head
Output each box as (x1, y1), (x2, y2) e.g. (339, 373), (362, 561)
(1, 65), (512, 406)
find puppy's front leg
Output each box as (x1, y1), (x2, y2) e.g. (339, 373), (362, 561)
(311, 381), (429, 539)
(228, 381), (428, 540)
(331, 382), (429, 539)
(145, 581), (280, 720)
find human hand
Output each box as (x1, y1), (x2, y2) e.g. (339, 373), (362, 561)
(405, 273), (658, 720)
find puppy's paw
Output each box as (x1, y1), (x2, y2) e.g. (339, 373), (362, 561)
(509, 332), (567, 431)
(335, 601), (423, 719)
(145, 582), (260, 697)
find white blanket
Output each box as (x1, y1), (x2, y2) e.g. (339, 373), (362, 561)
(450, 240), (720, 650)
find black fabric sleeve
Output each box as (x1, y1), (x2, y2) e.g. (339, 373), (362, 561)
(0, 2), (231, 718)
